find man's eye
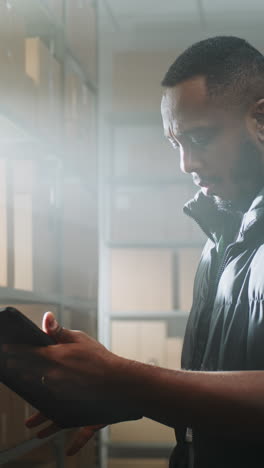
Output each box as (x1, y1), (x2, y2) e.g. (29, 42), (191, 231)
(189, 133), (214, 148)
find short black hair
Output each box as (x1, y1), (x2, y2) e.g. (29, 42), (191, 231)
(162, 36), (264, 108)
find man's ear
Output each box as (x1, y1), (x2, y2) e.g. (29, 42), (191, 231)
(251, 99), (264, 143)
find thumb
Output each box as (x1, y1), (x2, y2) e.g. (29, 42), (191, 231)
(42, 312), (77, 344)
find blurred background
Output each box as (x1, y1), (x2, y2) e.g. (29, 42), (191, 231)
(0, 0), (262, 467)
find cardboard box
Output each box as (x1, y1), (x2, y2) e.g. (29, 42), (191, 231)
(25, 37), (62, 141)
(111, 320), (177, 444)
(113, 125), (183, 180)
(111, 321), (139, 361)
(111, 319), (167, 365)
(0, 6), (36, 126)
(112, 51), (177, 112)
(111, 320), (174, 442)
(166, 337), (183, 370)
(110, 185), (198, 245)
(0, 2), (27, 116)
(14, 192), (33, 291)
(111, 249), (173, 313)
(12, 157), (59, 296)
(110, 417), (175, 444)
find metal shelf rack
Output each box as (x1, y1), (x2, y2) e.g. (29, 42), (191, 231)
(0, 0), (99, 466)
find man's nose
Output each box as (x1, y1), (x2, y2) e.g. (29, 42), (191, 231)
(180, 148), (203, 174)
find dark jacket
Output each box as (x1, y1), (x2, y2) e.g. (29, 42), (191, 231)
(170, 188), (264, 468)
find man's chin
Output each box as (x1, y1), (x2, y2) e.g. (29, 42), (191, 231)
(200, 184), (217, 197)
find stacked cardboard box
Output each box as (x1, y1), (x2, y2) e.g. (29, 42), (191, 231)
(110, 184), (200, 245)
(111, 249), (173, 313)
(11, 158), (61, 295)
(0, 1), (36, 127)
(25, 37), (62, 143)
(111, 320), (181, 444)
(12, 160), (35, 292)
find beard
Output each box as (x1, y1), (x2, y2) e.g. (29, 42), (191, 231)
(214, 137), (264, 214)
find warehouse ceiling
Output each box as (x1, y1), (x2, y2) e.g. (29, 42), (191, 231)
(100, 0), (264, 51)
(105, 0), (264, 29)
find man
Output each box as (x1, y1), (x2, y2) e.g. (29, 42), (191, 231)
(7, 36), (264, 467)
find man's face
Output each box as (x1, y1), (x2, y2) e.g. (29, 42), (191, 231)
(161, 76), (264, 205)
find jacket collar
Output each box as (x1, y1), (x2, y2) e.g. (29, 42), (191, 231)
(184, 187), (264, 244)
(237, 187), (264, 241)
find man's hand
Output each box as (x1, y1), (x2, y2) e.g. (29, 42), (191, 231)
(25, 312), (106, 455)
(4, 311), (264, 442)
(26, 410), (105, 456)
(3, 312), (141, 428)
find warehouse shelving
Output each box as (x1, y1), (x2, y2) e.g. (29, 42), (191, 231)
(107, 242), (204, 249)
(0, 286), (97, 310)
(110, 311), (189, 320)
(0, 0), (98, 467)
(106, 441), (174, 459)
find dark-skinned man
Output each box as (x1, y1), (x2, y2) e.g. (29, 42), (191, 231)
(5, 36), (264, 468)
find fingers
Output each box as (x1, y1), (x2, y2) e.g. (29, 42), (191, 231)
(66, 424), (106, 457)
(26, 411), (48, 428)
(42, 312), (82, 344)
(37, 422), (61, 439)
(25, 412), (61, 440)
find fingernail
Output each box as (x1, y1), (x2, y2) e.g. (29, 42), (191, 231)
(48, 316), (58, 331)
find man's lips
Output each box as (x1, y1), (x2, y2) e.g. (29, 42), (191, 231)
(193, 177), (220, 195)
(193, 176), (219, 188)
(198, 181), (214, 188)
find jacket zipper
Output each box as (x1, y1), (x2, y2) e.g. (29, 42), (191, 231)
(183, 206), (247, 466)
